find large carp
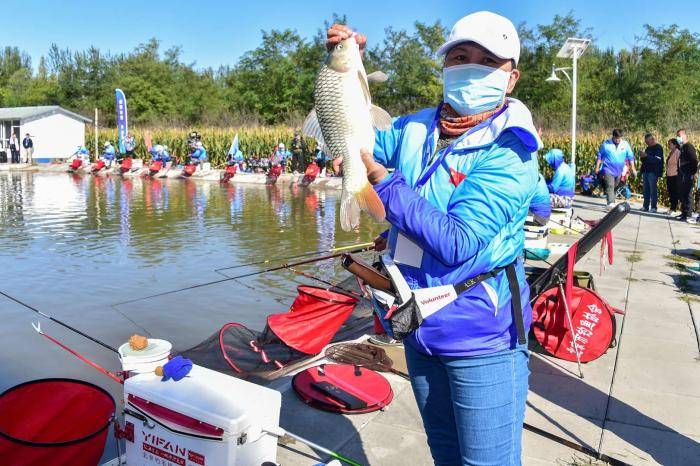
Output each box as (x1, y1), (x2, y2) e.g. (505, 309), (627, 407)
(302, 35), (391, 231)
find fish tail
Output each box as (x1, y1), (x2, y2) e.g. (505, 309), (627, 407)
(340, 183), (386, 231)
(340, 187), (361, 232)
(357, 183), (386, 222)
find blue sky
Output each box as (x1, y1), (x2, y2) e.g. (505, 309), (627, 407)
(3, 0), (698, 70)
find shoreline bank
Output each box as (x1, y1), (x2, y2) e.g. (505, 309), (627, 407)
(0, 162), (343, 189)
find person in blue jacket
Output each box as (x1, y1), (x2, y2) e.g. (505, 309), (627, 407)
(190, 141), (207, 165)
(272, 143), (292, 170)
(149, 144), (170, 163)
(160, 145), (172, 164)
(530, 174), (552, 225)
(329, 11), (540, 465)
(101, 142), (116, 168)
(544, 148), (576, 208)
(596, 129), (637, 209)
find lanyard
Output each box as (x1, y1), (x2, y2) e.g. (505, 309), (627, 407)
(415, 104), (458, 192)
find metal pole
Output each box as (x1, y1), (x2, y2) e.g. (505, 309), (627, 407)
(571, 47), (578, 167)
(94, 108), (99, 162)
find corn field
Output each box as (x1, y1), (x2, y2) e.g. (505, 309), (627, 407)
(87, 127), (675, 204)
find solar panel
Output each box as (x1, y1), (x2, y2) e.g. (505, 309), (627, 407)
(556, 38), (591, 59)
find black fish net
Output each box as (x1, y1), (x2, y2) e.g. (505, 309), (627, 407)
(180, 322), (309, 382)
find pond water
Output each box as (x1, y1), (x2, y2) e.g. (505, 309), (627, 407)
(0, 172), (383, 392)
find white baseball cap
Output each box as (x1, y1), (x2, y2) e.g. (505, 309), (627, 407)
(438, 11), (520, 66)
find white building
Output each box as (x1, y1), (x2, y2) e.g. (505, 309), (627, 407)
(0, 106), (91, 163)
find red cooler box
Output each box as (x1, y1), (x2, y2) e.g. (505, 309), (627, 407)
(123, 364), (281, 465)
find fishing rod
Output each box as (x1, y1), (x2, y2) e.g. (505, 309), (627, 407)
(266, 427), (362, 466)
(0, 289), (119, 354)
(522, 423), (630, 466)
(114, 244), (375, 307)
(32, 322), (123, 384)
(288, 266), (365, 299)
(215, 242), (374, 273)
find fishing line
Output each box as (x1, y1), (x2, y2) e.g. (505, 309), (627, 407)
(113, 245), (374, 307)
(0, 289), (119, 354)
(287, 266), (365, 299)
(214, 242), (374, 272)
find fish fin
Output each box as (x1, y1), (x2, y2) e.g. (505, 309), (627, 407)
(357, 182), (386, 222)
(357, 70), (372, 106)
(370, 105), (392, 130)
(301, 109), (326, 149)
(367, 71), (388, 83)
(340, 187), (361, 232)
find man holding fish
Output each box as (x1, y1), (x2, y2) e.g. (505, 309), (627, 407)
(310, 10), (541, 465)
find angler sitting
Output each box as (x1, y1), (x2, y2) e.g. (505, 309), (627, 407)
(190, 141), (207, 165)
(101, 142), (116, 168)
(69, 146), (90, 168)
(544, 148), (575, 208)
(227, 147), (243, 166)
(272, 143), (292, 171)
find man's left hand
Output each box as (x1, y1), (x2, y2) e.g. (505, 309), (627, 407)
(360, 149), (388, 185)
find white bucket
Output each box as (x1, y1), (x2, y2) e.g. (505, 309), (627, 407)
(118, 338), (172, 375)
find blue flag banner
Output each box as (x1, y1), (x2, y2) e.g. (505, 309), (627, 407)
(115, 89), (128, 154)
(230, 134), (239, 155)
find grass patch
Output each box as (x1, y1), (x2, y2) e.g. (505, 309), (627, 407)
(665, 253), (698, 264)
(560, 454), (610, 466)
(626, 252), (642, 263)
(678, 295), (700, 304)
(629, 277), (640, 282)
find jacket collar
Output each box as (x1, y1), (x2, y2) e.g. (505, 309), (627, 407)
(449, 98), (542, 153)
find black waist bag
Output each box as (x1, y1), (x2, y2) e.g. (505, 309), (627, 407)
(384, 294), (422, 341)
(381, 263), (525, 344)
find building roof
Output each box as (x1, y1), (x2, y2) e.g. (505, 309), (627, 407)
(0, 106), (92, 123)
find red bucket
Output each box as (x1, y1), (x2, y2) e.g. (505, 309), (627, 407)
(120, 157), (133, 172)
(183, 164), (197, 177)
(0, 378), (115, 466)
(91, 160), (105, 172)
(149, 160), (163, 174)
(267, 285), (358, 355)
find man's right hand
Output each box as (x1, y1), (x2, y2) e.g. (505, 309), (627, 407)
(326, 23), (367, 53)
(374, 235), (388, 252)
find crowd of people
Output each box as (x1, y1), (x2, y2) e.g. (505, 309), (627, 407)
(583, 128), (698, 222)
(65, 129), (336, 178)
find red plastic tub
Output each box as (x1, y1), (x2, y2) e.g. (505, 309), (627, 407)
(0, 378), (115, 466)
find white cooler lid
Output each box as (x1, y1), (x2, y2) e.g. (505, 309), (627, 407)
(124, 364), (281, 435)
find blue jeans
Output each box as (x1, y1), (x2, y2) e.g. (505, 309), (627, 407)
(405, 343), (530, 466)
(642, 172), (658, 210)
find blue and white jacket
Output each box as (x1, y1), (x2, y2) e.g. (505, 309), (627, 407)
(102, 145), (116, 160)
(191, 148), (207, 162)
(598, 139), (634, 177)
(545, 149), (575, 197)
(373, 98), (542, 357)
(530, 174), (552, 221)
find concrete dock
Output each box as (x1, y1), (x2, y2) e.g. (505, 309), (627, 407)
(275, 195), (700, 466)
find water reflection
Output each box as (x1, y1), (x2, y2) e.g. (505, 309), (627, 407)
(0, 172), (383, 314)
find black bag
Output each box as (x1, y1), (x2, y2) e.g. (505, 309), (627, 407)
(385, 295), (423, 341)
(0, 151), (7, 163)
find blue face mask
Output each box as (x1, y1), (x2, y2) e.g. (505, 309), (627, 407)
(443, 64), (511, 116)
